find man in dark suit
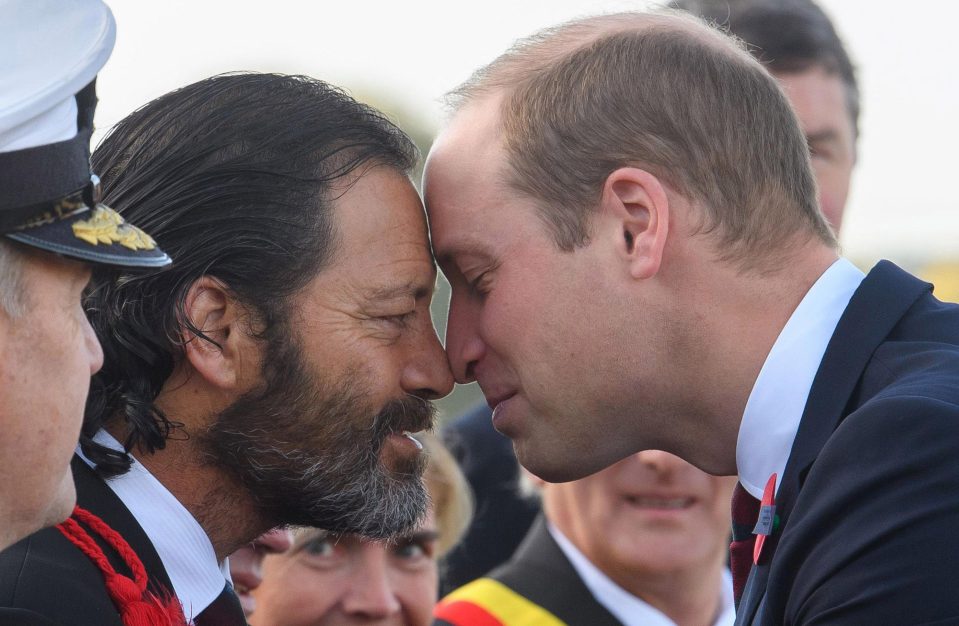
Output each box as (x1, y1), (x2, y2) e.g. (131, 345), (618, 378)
(0, 73), (454, 624)
(0, 0), (169, 557)
(441, 0), (861, 593)
(436, 451), (736, 626)
(423, 9), (959, 625)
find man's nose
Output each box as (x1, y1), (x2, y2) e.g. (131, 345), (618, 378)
(402, 321), (455, 400)
(341, 552), (402, 618)
(444, 292), (485, 384)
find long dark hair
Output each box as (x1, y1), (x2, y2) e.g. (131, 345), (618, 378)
(82, 73), (417, 476)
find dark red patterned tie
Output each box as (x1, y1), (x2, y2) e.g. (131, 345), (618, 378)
(730, 482), (761, 608)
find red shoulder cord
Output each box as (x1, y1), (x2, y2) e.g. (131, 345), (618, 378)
(56, 505), (189, 626)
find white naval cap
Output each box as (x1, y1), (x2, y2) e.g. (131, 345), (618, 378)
(0, 0), (115, 153)
(0, 0), (171, 268)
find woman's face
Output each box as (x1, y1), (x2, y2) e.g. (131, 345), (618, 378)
(249, 509), (439, 626)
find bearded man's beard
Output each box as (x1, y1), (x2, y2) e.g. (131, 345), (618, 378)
(199, 330), (436, 539)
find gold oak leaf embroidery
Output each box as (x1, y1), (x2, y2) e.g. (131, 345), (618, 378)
(71, 206), (158, 251)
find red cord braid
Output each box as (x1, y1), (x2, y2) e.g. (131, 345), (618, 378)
(56, 505), (188, 626)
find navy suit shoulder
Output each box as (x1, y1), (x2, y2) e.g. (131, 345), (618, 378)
(441, 404), (540, 593)
(752, 262), (959, 625)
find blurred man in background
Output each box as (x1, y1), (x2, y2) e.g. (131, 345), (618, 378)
(436, 452), (737, 626)
(440, 0), (860, 594)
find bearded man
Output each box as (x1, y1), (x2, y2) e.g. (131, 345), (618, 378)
(0, 73), (453, 626)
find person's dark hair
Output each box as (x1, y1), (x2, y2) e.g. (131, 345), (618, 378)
(669, 0), (859, 137)
(82, 73), (417, 476)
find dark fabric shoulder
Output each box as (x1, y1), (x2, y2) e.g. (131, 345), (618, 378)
(440, 405), (540, 594)
(0, 526), (123, 625)
(769, 395), (959, 625)
(0, 608), (60, 626)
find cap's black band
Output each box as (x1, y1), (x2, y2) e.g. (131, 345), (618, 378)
(0, 81), (98, 231)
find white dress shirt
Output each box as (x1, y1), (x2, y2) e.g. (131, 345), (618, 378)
(548, 522), (735, 626)
(736, 258), (865, 499)
(78, 430), (231, 622)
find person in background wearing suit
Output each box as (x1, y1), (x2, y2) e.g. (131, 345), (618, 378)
(0, 73), (454, 625)
(436, 451), (737, 626)
(424, 10), (959, 625)
(440, 0), (860, 595)
(0, 0), (170, 555)
(249, 432), (472, 626)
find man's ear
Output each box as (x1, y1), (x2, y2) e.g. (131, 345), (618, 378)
(600, 167), (669, 280)
(180, 276), (251, 391)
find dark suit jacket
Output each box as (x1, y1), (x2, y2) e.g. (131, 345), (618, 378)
(435, 515), (623, 626)
(737, 261), (959, 625)
(0, 457), (174, 625)
(440, 405), (540, 595)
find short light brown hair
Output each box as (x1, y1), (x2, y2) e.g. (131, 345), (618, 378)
(448, 12), (836, 265)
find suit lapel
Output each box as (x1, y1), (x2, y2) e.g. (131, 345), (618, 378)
(71, 456), (175, 596)
(735, 564), (768, 626)
(738, 261), (930, 622)
(492, 515), (623, 626)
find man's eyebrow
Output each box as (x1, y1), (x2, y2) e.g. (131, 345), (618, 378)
(435, 241), (494, 268)
(393, 529), (439, 544)
(806, 129), (840, 144)
(366, 281), (433, 301)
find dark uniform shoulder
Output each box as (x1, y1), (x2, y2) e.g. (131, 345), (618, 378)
(0, 526), (123, 626)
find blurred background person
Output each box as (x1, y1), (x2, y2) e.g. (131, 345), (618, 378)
(230, 528), (295, 617)
(439, 0), (860, 593)
(436, 452), (737, 626)
(249, 431), (472, 626)
(670, 0), (859, 232)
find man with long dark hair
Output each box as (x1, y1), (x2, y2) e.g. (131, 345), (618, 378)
(0, 73), (453, 626)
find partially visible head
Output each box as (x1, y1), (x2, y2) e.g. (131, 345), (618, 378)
(530, 451), (736, 594)
(0, 0), (167, 549)
(231, 528), (296, 617)
(249, 432), (472, 626)
(670, 0), (858, 230)
(84, 73), (453, 537)
(425, 11), (836, 481)
(0, 241), (102, 546)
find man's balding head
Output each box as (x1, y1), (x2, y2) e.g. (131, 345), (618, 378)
(439, 11), (834, 267)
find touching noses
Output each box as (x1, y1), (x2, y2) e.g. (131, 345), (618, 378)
(402, 322), (454, 400)
(444, 291), (485, 384)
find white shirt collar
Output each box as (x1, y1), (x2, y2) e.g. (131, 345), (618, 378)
(78, 430), (230, 622)
(547, 522), (735, 626)
(736, 258), (865, 499)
